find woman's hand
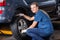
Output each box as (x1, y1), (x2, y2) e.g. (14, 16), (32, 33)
(19, 14), (24, 16)
(16, 13), (24, 16)
(21, 29), (27, 33)
(21, 28), (30, 33)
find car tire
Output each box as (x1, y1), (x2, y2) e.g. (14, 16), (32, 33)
(10, 17), (30, 40)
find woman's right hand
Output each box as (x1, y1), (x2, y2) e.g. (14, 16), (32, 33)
(16, 13), (24, 16)
(19, 13), (24, 16)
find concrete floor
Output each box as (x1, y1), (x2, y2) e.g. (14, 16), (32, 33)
(53, 30), (60, 40)
(0, 35), (17, 40)
(0, 30), (60, 40)
(0, 20), (60, 40)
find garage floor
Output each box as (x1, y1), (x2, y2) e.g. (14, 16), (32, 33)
(0, 30), (60, 40)
(0, 35), (17, 40)
(0, 21), (60, 40)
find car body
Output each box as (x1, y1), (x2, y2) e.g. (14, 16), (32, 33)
(0, 0), (57, 23)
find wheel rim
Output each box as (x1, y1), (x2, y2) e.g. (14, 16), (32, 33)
(17, 19), (27, 33)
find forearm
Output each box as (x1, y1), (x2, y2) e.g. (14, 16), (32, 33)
(28, 21), (37, 29)
(29, 25), (35, 28)
(23, 15), (32, 21)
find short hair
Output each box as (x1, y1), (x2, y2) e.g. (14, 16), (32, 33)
(30, 2), (39, 7)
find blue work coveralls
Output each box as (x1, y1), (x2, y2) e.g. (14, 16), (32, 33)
(26, 10), (54, 40)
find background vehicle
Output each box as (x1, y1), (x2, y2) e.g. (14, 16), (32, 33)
(0, 0), (59, 40)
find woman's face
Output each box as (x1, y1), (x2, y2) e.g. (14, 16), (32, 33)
(30, 4), (38, 13)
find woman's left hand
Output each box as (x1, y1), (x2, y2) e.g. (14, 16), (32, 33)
(21, 29), (27, 33)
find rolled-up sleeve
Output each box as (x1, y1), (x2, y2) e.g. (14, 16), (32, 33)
(34, 12), (42, 22)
